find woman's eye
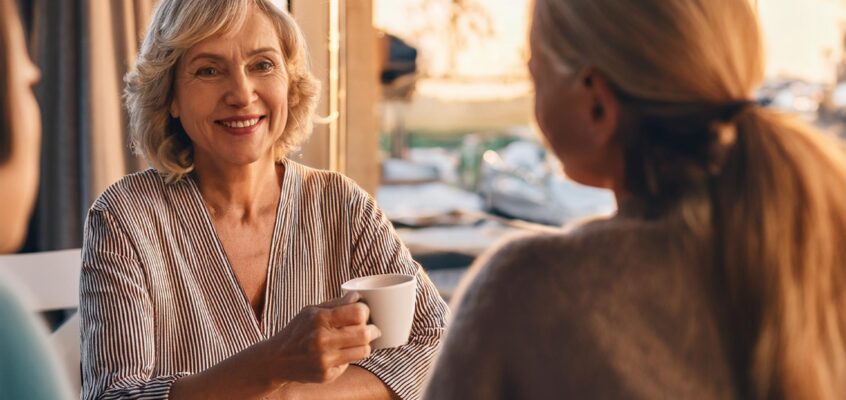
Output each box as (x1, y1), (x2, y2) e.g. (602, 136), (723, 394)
(195, 67), (218, 77)
(254, 61), (275, 72)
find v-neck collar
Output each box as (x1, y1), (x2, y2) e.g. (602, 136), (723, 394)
(175, 159), (297, 338)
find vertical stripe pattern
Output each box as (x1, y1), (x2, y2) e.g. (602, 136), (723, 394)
(80, 159), (449, 400)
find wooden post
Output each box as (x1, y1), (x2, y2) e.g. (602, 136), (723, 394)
(292, 0), (331, 170)
(343, 0), (380, 194)
(291, 0), (380, 194)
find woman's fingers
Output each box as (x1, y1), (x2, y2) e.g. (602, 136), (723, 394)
(304, 325), (378, 382)
(268, 297), (380, 384)
(318, 291), (359, 309)
(336, 343), (374, 365)
(323, 341), (376, 370)
(327, 324), (381, 349)
(328, 302), (370, 328)
(315, 292), (371, 328)
(311, 323), (380, 355)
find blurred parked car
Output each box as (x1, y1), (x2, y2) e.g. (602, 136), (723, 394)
(479, 140), (616, 226)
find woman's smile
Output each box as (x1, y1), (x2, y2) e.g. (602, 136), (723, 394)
(215, 115), (267, 136)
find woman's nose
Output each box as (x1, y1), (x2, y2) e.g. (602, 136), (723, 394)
(26, 61), (41, 87)
(224, 70), (256, 108)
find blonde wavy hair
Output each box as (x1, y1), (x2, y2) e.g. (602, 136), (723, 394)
(125, 0), (320, 182)
(536, 0), (846, 398)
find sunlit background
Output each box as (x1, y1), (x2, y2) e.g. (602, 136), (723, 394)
(370, 0), (846, 297)
(376, 0), (846, 82)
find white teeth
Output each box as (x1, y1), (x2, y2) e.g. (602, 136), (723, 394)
(221, 118), (260, 128)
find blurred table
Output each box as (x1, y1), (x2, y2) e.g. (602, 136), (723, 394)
(396, 218), (558, 301)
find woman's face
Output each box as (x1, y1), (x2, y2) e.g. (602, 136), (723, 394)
(4, 2), (42, 155)
(170, 7), (288, 169)
(528, 6), (621, 189)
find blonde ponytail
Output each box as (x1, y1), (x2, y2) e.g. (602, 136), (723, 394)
(713, 108), (846, 399)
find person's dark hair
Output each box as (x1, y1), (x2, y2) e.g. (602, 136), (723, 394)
(0, 0), (13, 164)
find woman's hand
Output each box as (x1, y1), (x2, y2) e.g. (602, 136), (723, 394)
(169, 293), (381, 400)
(267, 292), (381, 385)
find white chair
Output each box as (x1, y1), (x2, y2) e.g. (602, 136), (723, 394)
(0, 248), (82, 396)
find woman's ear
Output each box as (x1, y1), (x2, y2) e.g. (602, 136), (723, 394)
(579, 68), (620, 145)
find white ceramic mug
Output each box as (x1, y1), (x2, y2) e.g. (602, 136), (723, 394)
(341, 274), (416, 349)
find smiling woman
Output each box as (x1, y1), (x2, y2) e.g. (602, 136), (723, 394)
(125, 0), (317, 182)
(169, 11), (292, 171)
(81, 1), (448, 399)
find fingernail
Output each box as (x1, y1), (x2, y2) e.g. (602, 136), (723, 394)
(371, 326), (382, 339)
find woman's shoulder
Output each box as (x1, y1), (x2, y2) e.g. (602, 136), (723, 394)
(457, 216), (674, 311)
(90, 168), (181, 213)
(284, 159), (369, 199)
(475, 216), (665, 274)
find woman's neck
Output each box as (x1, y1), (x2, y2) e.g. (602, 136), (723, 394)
(192, 157), (283, 220)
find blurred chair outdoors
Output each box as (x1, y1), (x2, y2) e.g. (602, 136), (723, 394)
(0, 249), (82, 395)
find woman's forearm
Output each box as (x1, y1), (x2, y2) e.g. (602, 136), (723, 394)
(272, 366), (397, 400)
(170, 348), (394, 400)
(169, 339), (284, 400)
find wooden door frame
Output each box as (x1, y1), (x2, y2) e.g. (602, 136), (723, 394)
(291, 0), (379, 193)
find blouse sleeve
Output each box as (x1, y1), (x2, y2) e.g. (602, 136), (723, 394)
(80, 204), (188, 400)
(346, 183), (450, 400)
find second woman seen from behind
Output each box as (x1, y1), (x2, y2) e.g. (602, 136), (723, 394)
(426, 0), (846, 399)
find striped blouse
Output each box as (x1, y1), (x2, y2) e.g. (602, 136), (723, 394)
(80, 159), (449, 400)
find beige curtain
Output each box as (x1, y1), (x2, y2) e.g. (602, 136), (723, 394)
(86, 0), (154, 199)
(23, 0), (156, 251)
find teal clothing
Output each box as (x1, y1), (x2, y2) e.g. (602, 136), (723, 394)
(0, 278), (73, 400)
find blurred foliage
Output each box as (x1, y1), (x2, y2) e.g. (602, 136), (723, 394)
(406, 0), (495, 78)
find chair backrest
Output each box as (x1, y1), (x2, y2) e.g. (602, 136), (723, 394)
(0, 249), (81, 312)
(51, 312), (81, 394)
(0, 248), (82, 395)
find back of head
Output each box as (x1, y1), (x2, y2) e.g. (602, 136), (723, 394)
(536, 0), (846, 398)
(536, 0), (763, 102)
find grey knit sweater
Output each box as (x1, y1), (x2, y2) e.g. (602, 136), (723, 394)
(425, 212), (736, 399)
